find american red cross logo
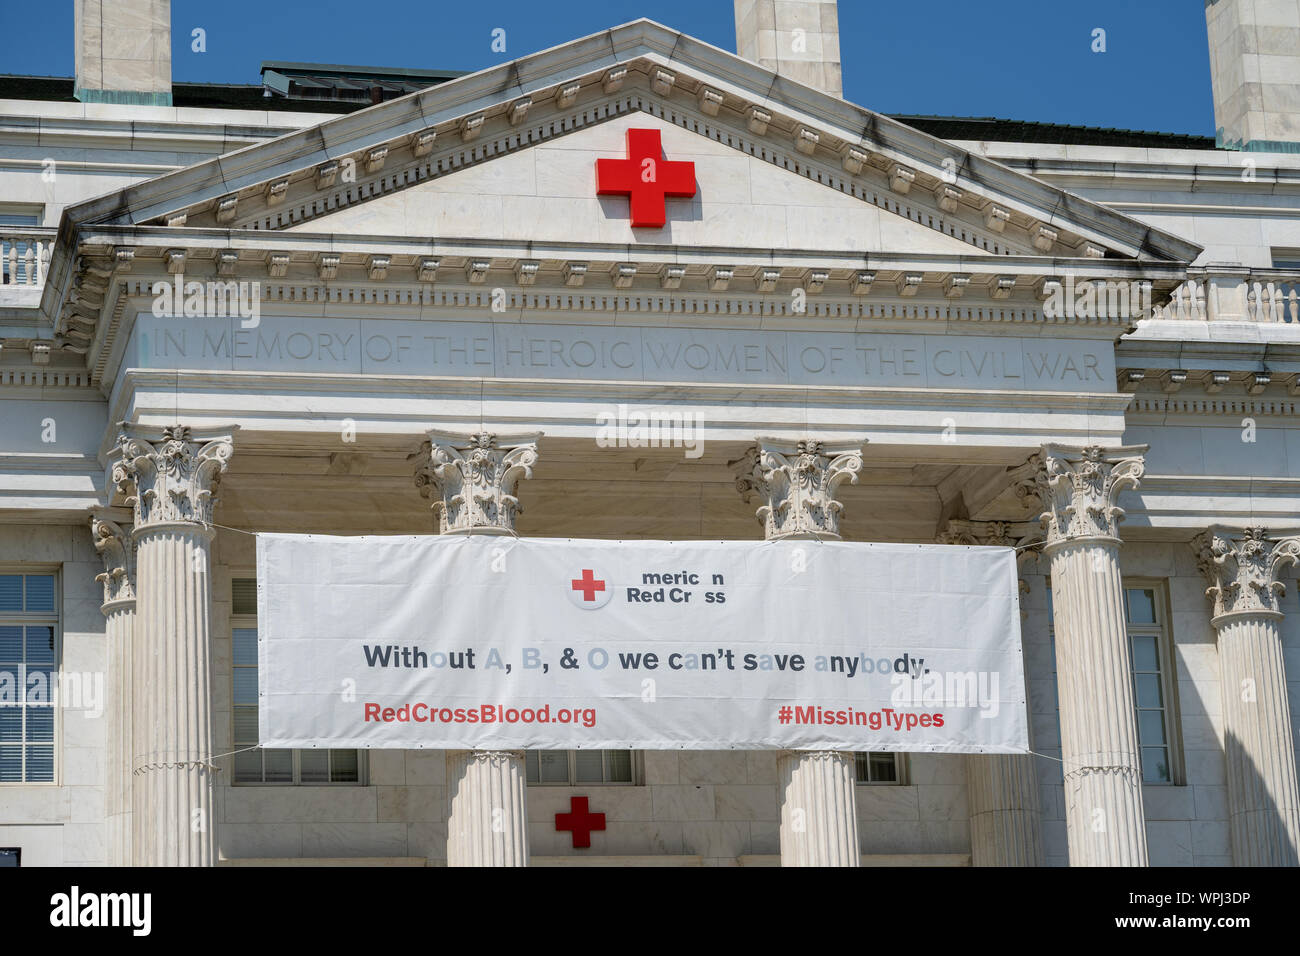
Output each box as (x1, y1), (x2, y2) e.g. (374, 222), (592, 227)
(571, 569), (605, 601)
(595, 128), (697, 228)
(555, 795), (606, 849)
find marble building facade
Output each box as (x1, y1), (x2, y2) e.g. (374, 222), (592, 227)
(2, 1), (1300, 866)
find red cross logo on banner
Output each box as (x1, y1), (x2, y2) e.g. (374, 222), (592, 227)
(571, 569), (604, 601)
(595, 128), (697, 228)
(568, 568), (612, 609)
(555, 795), (606, 848)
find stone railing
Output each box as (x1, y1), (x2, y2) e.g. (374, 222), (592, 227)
(0, 227), (56, 289)
(1151, 268), (1300, 324)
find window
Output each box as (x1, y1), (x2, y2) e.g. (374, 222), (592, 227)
(855, 752), (904, 784)
(0, 847), (19, 867)
(0, 213), (40, 285)
(1046, 581), (1181, 784)
(1270, 251), (1300, 322)
(0, 572), (57, 783)
(1126, 587), (1177, 784)
(230, 578), (364, 785)
(526, 750), (637, 785)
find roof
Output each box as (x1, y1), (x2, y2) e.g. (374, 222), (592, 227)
(893, 115), (1216, 150)
(0, 75), (351, 112)
(259, 61), (465, 81)
(0, 73), (1216, 149)
(259, 62), (464, 105)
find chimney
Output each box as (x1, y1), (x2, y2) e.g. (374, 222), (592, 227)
(1205, 0), (1300, 152)
(74, 0), (172, 106)
(734, 0), (842, 98)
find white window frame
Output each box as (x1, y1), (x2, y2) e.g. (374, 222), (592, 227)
(855, 752), (907, 785)
(229, 576), (366, 787)
(1125, 579), (1184, 786)
(0, 210), (43, 285)
(525, 749), (642, 786)
(0, 566), (61, 786)
(1271, 249), (1300, 270)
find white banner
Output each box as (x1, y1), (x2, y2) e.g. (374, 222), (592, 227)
(256, 534), (1028, 753)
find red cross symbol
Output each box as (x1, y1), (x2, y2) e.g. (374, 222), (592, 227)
(571, 569), (605, 602)
(555, 795), (606, 848)
(595, 128), (696, 228)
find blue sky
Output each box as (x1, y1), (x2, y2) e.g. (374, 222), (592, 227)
(1, 1), (1214, 135)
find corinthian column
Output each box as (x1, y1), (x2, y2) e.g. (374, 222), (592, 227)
(1035, 444), (1148, 866)
(91, 513), (135, 867)
(1194, 527), (1300, 865)
(413, 430), (539, 866)
(734, 437), (865, 866)
(112, 423), (236, 867)
(937, 519), (1044, 866)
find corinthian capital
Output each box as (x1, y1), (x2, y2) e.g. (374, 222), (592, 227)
(1194, 526), (1300, 623)
(89, 512), (134, 607)
(731, 438), (864, 540)
(111, 423), (237, 530)
(411, 431), (540, 534)
(1034, 444), (1146, 548)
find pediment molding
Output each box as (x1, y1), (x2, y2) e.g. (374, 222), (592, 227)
(51, 20), (1200, 263)
(157, 77), (1086, 264)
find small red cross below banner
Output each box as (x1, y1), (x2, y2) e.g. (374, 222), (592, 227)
(571, 568), (605, 602)
(555, 795), (606, 849)
(595, 128), (697, 228)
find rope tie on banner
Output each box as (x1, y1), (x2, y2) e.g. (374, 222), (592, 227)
(212, 522), (256, 537)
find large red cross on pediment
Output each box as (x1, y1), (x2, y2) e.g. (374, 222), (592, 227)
(595, 128), (697, 228)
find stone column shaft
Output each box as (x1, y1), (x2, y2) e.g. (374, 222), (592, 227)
(735, 437), (865, 866)
(133, 526), (216, 866)
(938, 517), (1044, 866)
(416, 431), (539, 866)
(446, 750), (529, 866)
(106, 602), (136, 866)
(778, 750), (859, 866)
(967, 754), (1043, 866)
(1196, 527), (1300, 865)
(1048, 542), (1147, 865)
(1037, 444), (1149, 867)
(113, 423), (235, 867)
(92, 514), (135, 867)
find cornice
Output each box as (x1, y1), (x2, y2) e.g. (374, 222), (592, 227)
(1126, 390), (1300, 417)
(0, 366), (97, 390)
(55, 231), (1190, 371)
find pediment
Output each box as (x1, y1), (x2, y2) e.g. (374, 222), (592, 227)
(274, 112), (990, 256)
(58, 20), (1200, 266)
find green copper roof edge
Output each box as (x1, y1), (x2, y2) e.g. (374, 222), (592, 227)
(74, 84), (172, 107)
(1217, 127), (1300, 154)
